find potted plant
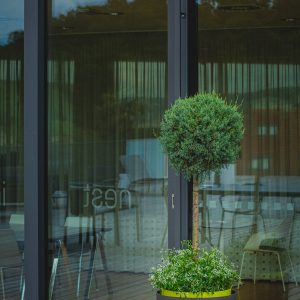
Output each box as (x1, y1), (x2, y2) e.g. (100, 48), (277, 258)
(151, 242), (239, 299)
(151, 92), (244, 299)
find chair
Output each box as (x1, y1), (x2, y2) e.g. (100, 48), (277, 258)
(64, 216), (112, 298)
(0, 229), (24, 300)
(9, 214), (25, 250)
(120, 154), (166, 244)
(93, 155), (150, 245)
(260, 196), (294, 226)
(120, 154), (166, 195)
(9, 214), (25, 296)
(239, 216), (298, 292)
(9, 214), (24, 226)
(199, 193), (262, 248)
(92, 181), (141, 245)
(8, 214), (62, 300)
(199, 194), (220, 247)
(218, 195), (261, 247)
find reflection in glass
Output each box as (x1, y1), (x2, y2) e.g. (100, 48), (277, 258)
(198, 1), (300, 298)
(48, 0), (167, 298)
(0, 1), (24, 299)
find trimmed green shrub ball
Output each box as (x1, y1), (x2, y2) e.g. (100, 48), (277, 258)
(159, 92), (244, 180)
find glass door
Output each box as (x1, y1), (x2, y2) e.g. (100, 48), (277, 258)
(197, 1), (300, 299)
(47, 0), (168, 299)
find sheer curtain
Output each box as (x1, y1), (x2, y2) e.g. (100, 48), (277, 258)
(0, 52), (23, 209)
(48, 33), (167, 185)
(48, 59), (74, 194)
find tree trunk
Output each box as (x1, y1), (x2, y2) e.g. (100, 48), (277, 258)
(192, 175), (199, 251)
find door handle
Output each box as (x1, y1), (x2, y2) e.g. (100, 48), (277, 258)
(171, 194), (175, 209)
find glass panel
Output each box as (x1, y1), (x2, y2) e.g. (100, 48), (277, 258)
(198, 1), (300, 298)
(0, 1), (24, 299)
(47, 1), (168, 299)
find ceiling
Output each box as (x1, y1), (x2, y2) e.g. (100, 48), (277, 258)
(49, 0), (300, 35)
(198, 0), (300, 30)
(49, 0), (168, 34)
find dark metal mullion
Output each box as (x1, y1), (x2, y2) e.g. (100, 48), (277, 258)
(167, 0), (181, 249)
(184, 0), (198, 96)
(24, 0), (48, 298)
(167, 0), (198, 248)
(179, 0), (198, 245)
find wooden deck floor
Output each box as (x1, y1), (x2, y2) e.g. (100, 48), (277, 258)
(53, 271), (155, 300)
(43, 276), (300, 300)
(238, 280), (300, 300)
(2, 269), (300, 299)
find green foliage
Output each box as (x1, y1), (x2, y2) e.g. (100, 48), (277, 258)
(159, 92), (244, 180)
(149, 242), (240, 293)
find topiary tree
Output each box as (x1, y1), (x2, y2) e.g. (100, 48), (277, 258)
(159, 92), (244, 250)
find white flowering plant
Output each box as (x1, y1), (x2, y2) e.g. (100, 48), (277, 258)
(150, 242), (240, 294)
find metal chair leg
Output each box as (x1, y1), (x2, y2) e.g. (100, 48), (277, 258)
(135, 194), (141, 242)
(287, 253), (298, 286)
(91, 233), (99, 292)
(238, 251), (246, 288)
(84, 236), (97, 299)
(93, 267), (99, 292)
(77, 249), (84, 297)
(232, 213), (237, 240)
(261, 215), (266, 232)
(276, 252), (285, 292)
(97, 233), (113, 295)
(0, 268), (5, 300)
(87, 245), (96, 299)
(206, 207), (212, 244)
(49, 257), (59, 300)
(254, 252), (257, 285)
(19, 266), (24, 292)
(21, 280), (25, 300)
(218, 210), (225, 248)
(75, 238), (85, 298)
(160, 223), (168, 248)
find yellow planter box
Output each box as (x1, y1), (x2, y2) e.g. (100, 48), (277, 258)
(161, 288), (231, 299)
